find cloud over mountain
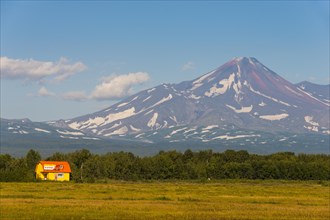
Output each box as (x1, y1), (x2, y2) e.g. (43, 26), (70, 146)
(38, 86), (56, 97)
(60, 72), (150, 101)
(90, 72), (150, 100)
(181, 61), (195, 71)
(0, 56), (86, 82)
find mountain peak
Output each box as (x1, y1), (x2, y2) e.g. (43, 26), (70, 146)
(232, 56), (259, 63)
(217, 57), (265, 72)
(192, 56), (268, 86)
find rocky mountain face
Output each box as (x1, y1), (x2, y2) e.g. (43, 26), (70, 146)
(63, 57), (330, 139)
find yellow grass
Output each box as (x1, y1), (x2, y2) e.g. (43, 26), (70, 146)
(0, 180), (329, 219)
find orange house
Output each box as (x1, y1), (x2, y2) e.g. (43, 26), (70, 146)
(35, 161), (71, 181)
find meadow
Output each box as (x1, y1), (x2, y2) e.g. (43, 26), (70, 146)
(1, 180), (329, 219)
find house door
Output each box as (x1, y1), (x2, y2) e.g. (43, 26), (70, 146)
(43, 173), (48, 180)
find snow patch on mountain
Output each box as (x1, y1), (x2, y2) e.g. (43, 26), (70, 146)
(189, 94), (201, 100)
(167, 127), (188, 137)
(147, 112), (158, 128)
(82, 137), (100, 140)
(205, 73), (235, 97)
(248, 58), (256, 66)
(130, 125), (141, 132)
(96, 122), (123, 135)
(191, 70), (216, 90)
(149, 94), (173, 109)
(105, 107), (136, 124)
(163, 120), (168, 128)
(259, 113), (289, 121)
(60, 135), (79, 140)
(117, 102), (129, 108)
(226, 105), (253, 113)
(170, 116), (178, 123)
(304, 125), (319, 132)
(203, 125), (219, 130)
(183, 128), (196, 134)
(212, 134), (260, 140)
(69, 107), (137, 130)
(131, 96), (139, 101)
(82, 117), (107, 129)
(322, 130), (330, 134)
(136, 133), (146, 138)
(56, 130), (84, 136)
(34, 128), (51, 133)
(144, 109), (153, 115)
(236, 64), (241, 75)
(110, 122), (123, 129)
(104, 126), (128, 136)
(304, 116), (319, 126)
(143, 96), (152, 102)
(285, 86), (303, 97)
(147, 88), (156, 93)
(233, 80), (243, 102)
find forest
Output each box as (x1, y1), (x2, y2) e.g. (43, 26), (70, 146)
(0, 149), (329, 182)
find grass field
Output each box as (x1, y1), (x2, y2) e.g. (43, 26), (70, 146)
(0, 180), (329, 219)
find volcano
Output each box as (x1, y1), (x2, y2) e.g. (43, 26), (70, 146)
(61, 57), (329, 138)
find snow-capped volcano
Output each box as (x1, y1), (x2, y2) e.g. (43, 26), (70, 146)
(62, 57), (329, 138)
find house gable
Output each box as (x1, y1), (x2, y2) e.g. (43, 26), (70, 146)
(36, 161), (71, 173)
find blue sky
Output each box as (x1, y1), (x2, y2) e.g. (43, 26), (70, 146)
(1, 1), (329, 121)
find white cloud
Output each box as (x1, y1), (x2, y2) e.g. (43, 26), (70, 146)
(181, 61), (195, 71)
(308, 76), (316, 81)
(90, 72), (150, 100)
(62, 91), (88, 101)
(38, 86), (56, 97)
(0, 56), (86, 82)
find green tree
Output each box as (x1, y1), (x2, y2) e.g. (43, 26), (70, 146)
(68, 149), (92, 182)
(70, 149), (92, 168)
(25, 149), (41, 170)
(46, 152), (67, 161)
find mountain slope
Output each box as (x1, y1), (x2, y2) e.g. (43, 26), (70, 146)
(0, 118), (99, 140)
(64, 57), (330, 138)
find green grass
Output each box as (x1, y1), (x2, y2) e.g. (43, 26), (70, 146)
(0, 180), (329, 219)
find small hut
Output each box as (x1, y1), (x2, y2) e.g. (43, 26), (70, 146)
(35, 161), (71, 181)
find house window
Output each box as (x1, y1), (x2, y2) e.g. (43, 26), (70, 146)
(57, 173), (64, 178)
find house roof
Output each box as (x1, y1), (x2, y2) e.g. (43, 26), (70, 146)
(37, 161), (71, 173)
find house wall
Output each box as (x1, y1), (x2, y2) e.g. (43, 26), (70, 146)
(36, 172), (70, 181)
(35, 164), (44, 180)
(45, 173), (70, 181)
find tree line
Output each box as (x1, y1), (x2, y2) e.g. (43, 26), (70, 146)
(0, 149), (329, 182)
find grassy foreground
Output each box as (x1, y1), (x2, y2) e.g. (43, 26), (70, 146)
(0, 180), (329, 219)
